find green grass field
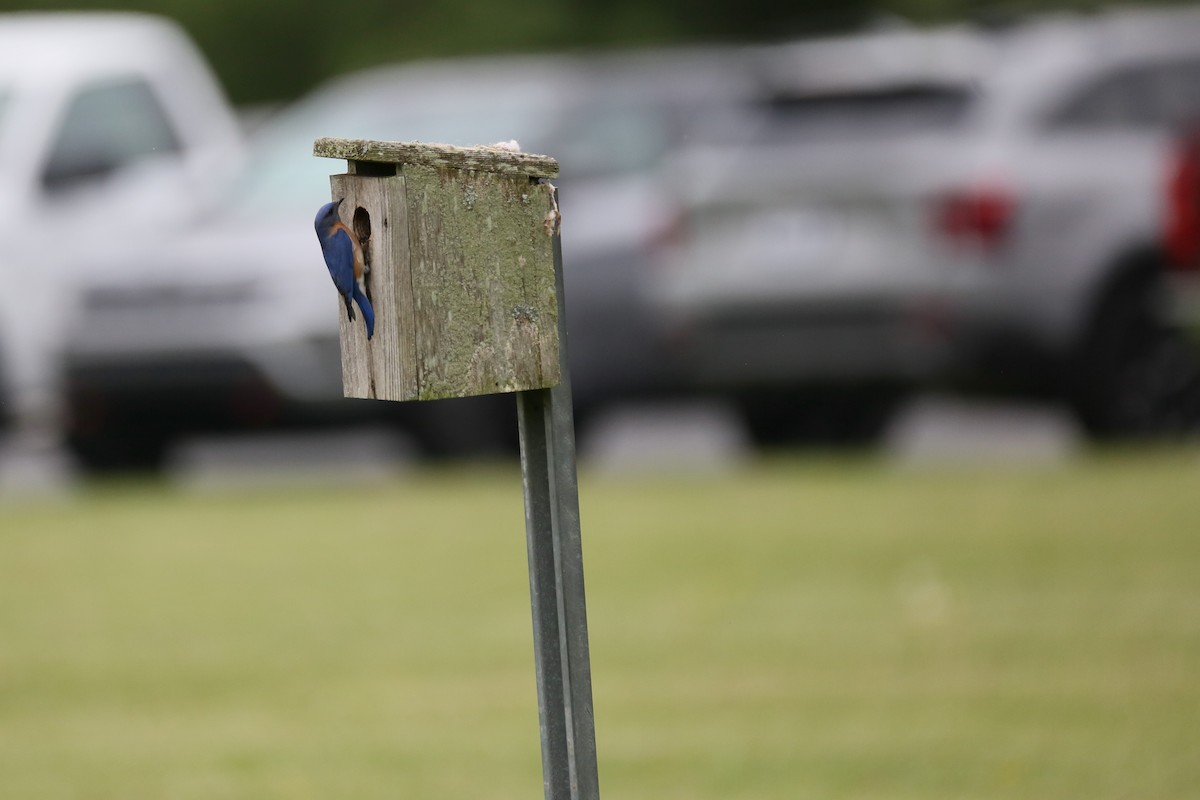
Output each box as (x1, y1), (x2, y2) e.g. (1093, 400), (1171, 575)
(1, 451), (1199, 799)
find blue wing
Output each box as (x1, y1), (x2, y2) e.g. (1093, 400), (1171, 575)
(321, 227), (356, 300)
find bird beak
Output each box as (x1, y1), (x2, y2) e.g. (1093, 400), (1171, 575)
(334, 197), (345, 211)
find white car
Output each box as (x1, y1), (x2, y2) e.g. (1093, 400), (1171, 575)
(0, 12), (242, 429)
(650, 8), (1200, 443)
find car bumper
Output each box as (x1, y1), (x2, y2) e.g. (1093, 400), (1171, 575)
(657, 295), (956, 390)
(63, 340), (352, 438)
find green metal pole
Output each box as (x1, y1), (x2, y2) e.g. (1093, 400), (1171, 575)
(517, 187), (600, 800)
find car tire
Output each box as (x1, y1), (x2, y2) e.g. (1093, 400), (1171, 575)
(66, 431), (171, 475)
(1069, 263), (1200, 439)
(736, 387), (905, 448)
(391, 393), (520, 459)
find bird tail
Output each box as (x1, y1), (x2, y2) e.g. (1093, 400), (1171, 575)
(352, 283), (375, 340)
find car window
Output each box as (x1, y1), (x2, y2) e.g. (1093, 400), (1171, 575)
(753, 85), (974, 141)
(1155, 59), (1200, 128)
(42, 77), (182, 194)
(1049, 58), (1200, 130)
(545, 100), (672, 180)
(230, 84), (565, 219)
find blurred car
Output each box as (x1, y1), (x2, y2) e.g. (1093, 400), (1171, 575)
(650, 8), (1200, 444)
(0, 348), (8, 433)
(0, 12), (243, 430)
(648, 24), (995, 444)
(1146, 122), (1200, 427)
(60, 49), (761, 471)
(939, 7), (1200, 437)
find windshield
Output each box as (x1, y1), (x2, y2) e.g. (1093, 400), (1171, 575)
(229, 80), (566, 220)
(227, 69), (691, 220)
(756, 85), (975, 141)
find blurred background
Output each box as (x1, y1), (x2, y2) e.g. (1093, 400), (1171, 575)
(0, 0), (1200, 474)
(1, 1), (1199, 798)
(2, 0), (1200, 479)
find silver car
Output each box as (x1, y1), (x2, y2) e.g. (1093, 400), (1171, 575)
(649, 9), (1200, 444)
(649, 24), (995, 444)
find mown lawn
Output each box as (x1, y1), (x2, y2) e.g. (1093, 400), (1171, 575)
(1, 451), (1198, 799)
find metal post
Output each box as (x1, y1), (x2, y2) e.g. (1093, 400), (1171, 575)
(517, 190), (600, 800)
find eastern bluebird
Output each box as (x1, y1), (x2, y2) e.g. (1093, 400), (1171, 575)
(315, 198), (375, 339)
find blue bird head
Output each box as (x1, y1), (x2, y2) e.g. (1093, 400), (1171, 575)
(314, 198), (344, 233)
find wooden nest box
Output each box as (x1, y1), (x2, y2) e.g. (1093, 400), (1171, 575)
(313, 137), (562, 402)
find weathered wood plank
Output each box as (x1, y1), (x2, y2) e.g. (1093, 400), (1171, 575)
(315, 136), (559, 179)
(404, 165), (560, 400)
(329, 172), (418, 401)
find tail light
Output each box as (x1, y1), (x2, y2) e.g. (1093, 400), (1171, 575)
(1164, 128), (1200, 272)
(932, 184), (1014, 252)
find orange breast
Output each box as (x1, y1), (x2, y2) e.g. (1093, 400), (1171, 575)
(330, 220), (365, 278)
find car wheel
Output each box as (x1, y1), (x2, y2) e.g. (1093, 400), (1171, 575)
(391, 393), (520, 459)
(1069, 268), (1200, 439)
(736, 387), (904, 448)
(66, 431), (171, 475)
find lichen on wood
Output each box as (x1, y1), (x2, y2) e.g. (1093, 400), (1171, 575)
(325, 141), (560, 403)
(405, 165), (559, 400)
